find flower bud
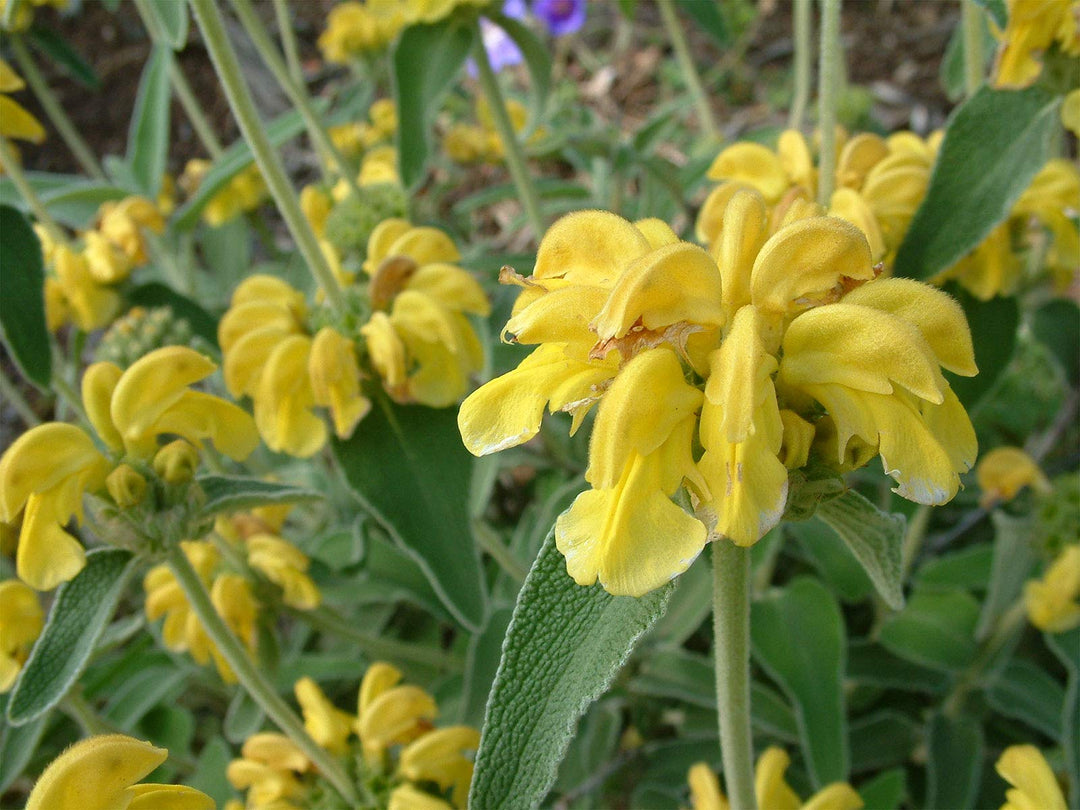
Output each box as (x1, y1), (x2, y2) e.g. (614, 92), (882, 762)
(105, 464), (147, 508)
(153, 440), (200, 484)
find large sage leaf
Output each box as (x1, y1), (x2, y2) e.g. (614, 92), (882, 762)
(7, 549), (137, 725)
(0, 205), (50, 388)
(333, 396), (486, 631)
(894, 86), (1060, 280)
(816, 490), (906, 609)
(469, 532), (672, 809)
(878, 587), (979, 671)
(926, 713), (984, 810)
(126, 45), (173, 198)
(751, 576), (848, 788)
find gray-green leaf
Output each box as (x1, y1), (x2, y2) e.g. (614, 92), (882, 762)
(0, 205), (51, 388)
(126, 45), (173, 198)
(196, 475), (322, 519)
(469, 531), (673, 809)
(7, 549), (137, 725)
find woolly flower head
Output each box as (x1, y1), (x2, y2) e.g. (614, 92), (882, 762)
(460, 198), (977, 596)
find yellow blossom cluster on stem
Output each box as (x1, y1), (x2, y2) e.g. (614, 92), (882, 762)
(0, 579), (43, 691)
(24, 734), (212, 810)
(179, 158), (269, 227)
(444, 96), (547, 166)
(330, 97), (398, 160)
(0, 346), (258, 590)
(686, 748), (863, 810)
(459, 199), (978, 596)
(37, 195), (166, 333)
(991, 0), (1080, 89)
(227, 663), (479, 810)
(220, 218), (490, 457)
(698, 128), (1080, 299)
(976, 445), (1052, 507)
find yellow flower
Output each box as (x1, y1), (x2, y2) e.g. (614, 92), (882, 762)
(310, 326), (372, 439)
(97, 195), (166, 265)
(0, 579), (43, 691)
(0, 59), (45, 146)
(0, 423), (111, 590)
(295, 677), (354, 755)
(398, 726), (480, 808)
(51, 245), (121, 331)
(357, 661), (438, 763)
(976, 446), (1052, 506)
(444, 97), (544, 165)
(82, 230), (134, 285)
(686, 749), (863, 810)
(25, 734), (212, 810)
(996, 744), (1068, 810)
(318, 0), (410, 62)
(181, 159), (267, 226)
(227, 732), (309, 807)
(247, 532), (321, 610)
(1024, 545), (1080, 633)
(389, 782), (456, 810)
(992, 0), (1080, 88)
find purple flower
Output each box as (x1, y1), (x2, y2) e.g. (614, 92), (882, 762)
(532, 0), (585, 36)
(469, 0), (526, 75)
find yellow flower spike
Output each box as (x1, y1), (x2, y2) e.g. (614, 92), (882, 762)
(840, 278), (978, 377)
(992, 0), (1080, 89)
(749, 217), (875, 317)
(939, 223), (1023, 300)
(557, 348), (708, 596)
(634, 217), (681, 249)
(778, 129), (816, 194)
(532, 210), (652, 286)
(25, 734), (212, 810)
(256, 335), (327, 457)
(153, 439), (200, 484)
(0, 580), (43, 692)
(53, 245), (121, 331)
(687, 762), (728, 810)
(391, 308), (484, 408)
(309, 327), (371, 439)
(82, 230), (134, 284)
(712, 188), (768, 322)
(976, 446), (1051, 506)
(996, 744), (1068, 810)
(81, 361), (125, 452)
(358, 683), (439, 762)
(590, 241), (725, 345)
(698, 307), (788, 546)
(295, 676), (354, 755)
(0, 422), (112, 590)
(110, 346), (216, 443)
(105, 463), (147, 508)
(458, 342), (619, 456)
(706, 142), (790, 203)
(1024, 545), (1080, 633)
(247, 533), (321, 610)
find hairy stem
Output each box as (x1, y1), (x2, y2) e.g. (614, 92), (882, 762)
(788, 0), (813, 130)
(658, 0), (719, 141)
(817, 0), (842, 207)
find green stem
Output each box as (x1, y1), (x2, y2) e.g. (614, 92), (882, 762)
(961, 0), (985, 98)
(0, 134), (69, 245)
(229, 0), (354, 193)
(788, 0), (813, 130)
(166, 544), (359, 804)
(944, 600), (1025, 717)
(9, 37), (106, 181)
(188, 0), (347, 313)
(60, 691), (116, 736)
(133, 0), (225, 159)
(658, 0), (719, 141)
(471, 26), (545, 241)
(712, 540), (757, 810)
(816, 0), (842, 207)
(0, 371), (41, 426)
(296, 605), (466, 672)
(472, 520), (528, 583)
(272, 0), (304, 88)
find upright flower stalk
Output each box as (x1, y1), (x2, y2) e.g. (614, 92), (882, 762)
(657, 0), (719, 141)
(817, 0), (842, 207)
(187, 0), (347, 314)
(962, 0), (986, 97)
(789, 0), (813, 131)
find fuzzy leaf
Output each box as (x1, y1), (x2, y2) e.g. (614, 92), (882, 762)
(0, 205), (51, 388)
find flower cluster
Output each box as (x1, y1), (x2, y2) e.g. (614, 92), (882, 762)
(444, 96), (546, 165)
(0, 579), (43, 692)
(687, 748), (863, 810)
(318, 0), (488, 63)
(220, 218), (489, 457)
(698, 128), (1080, 299)
(36, 195), (166, 333)
(0, 346), (258, 590)
(460, 200), (977, 596)
(227, 663), (479, 809)
(24, 734), (212, 810)
(180, 158), (269, 227)
(330, 97), (398, 160)
(991, 0), (1080, 89)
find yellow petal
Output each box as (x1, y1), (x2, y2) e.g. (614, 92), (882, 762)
(707, 142), (789, 202)
(398, 725), (480, 790)
(219, 300), (301, 353)
(504, 284), (609, 346)
(365, 217), (413, 272)
(828, 188), (886, 263)
(0, 60), (25, 92)
(309, 327), (370, 439)
(150, 390), (260, 461)
(358, 661), (403, 714)
(358, 684), (437, 759)
(25, 734), (167, 810)
(110, 347), (217, 444)
(387, 225), (461, 266)
(1062, 89), (1080, 138)
(995, 745), (1068, 810)
(754, 747), (801, 810)
(240, 732), (309, 772)
(295, 676), (354, 754)
(0, 95), (45, 144)
(223, 324), (294, 398)
(633, 217), (680, 248)
(1024, 546), (1080, 633)
(406, 263), (491, 316)
(229, 274), (307, 316)
(255, 336), (327, 458)
(81, 362), (124, 452)
(127, 784), (215, 810)
(713, 188), (768, 322)
(361, 311), (409, 390)
(0, 423), (105, 522)
(801, 782), (864, 810)
(688, 762), (729, 810)
(0, 579), (44, 652)
(696, 181), (752, 247)
(976, 446), (1050, 505)
(532, 210), (651, 286)
(836, 132), (888, 189)
(778, 129), (815, 193)
(388, 783), (455, 810)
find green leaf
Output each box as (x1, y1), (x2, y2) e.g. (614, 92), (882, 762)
(878, 587), (979, 671)
(850, 711), (921, 774)
(630, 648), (714, 708)
(127, 282), (220, 348)
(847, 640), (951, 694)
(224, 688), (265, 744)
(0, 701), (49, 792)
(939, 13), (995, 102)
(648, 551), (712, 645)
(926, 713), (984, 810)
(142, 0), (189, 49)
(196, 475), (322, 519)
(986, 658), (1066, 740)
(1031, 299), (1080, 385)
(126, 45), (173, 198)
(975, 512), (1036, 640)
(333, 397), (487, 632)
(554, 699), (622, 794)
(676, 0), (730, 45)
(1046, 627), (1080, 806)
(462, 607), (513, 727)
(103, 665), (186, 729)
(7, 549), (137, 725)
(858, 768), (906, 810)
(816, 489), (906, 610)
(751, 577), (848, 788)
(487, 11), (551, 132)
(894, 86), (1060, 280)
(973, 0), (1007, 28)
(37, 182), (131, 227)
(0, 205), (51, 388)
(173, 106), (317, 230)
(393, 18), (476, 189)
(916, 544), (994, 591)
(469, 531), (673, 809)
(29, 24), (100, 89)
(944, 283), (1020, 408)
(188, 736), (235, 807)
(791, 516), (874, 604)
